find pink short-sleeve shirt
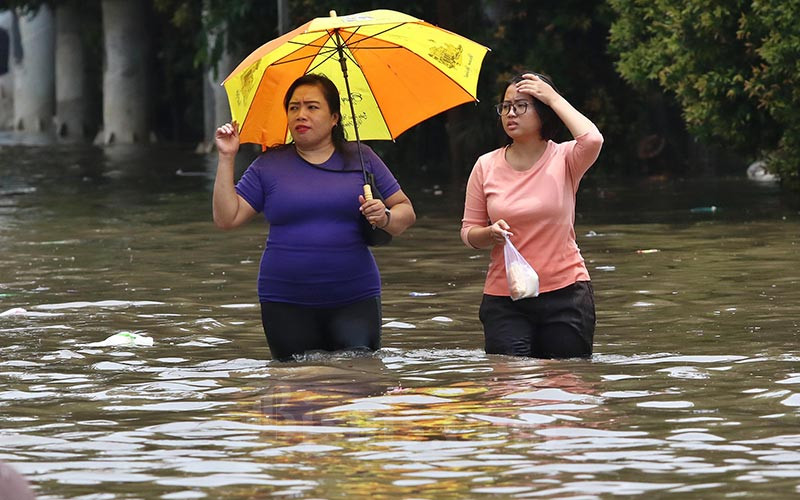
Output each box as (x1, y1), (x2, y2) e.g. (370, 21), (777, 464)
(461, 131), (604, 296)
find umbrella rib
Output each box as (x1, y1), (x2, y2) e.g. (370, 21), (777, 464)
(325, 24), (409, 71)
(273, 33), (358, 71)
(328, 28), (362, 70)
(273, 46), (338, 67)
(306, 49), (347, 74)
(304, 29), (362, 74)
(274, 25), (409, 69)
(341, 23), (407, 51)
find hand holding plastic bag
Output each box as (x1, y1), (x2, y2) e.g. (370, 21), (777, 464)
(502, 231), (539, 300)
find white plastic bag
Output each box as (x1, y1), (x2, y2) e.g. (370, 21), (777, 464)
(86, 331), (154, 347)
(502, 232), (539, 300)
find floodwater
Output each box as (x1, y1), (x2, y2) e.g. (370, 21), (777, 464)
(1, 139), (799, 499)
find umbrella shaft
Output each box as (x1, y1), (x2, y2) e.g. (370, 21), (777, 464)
(333, 29), (368, 186)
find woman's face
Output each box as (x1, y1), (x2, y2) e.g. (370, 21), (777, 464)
(500, 83), (541, 141)
(287, 84), (340, 149)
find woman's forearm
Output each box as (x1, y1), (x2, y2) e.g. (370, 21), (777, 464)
(212, 153), (243, 229)
(383, 199), (416, 236)
(549, 96), (598, 139)
(466, 226), (494, 249)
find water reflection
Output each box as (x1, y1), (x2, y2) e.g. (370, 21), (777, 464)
(1, 143), (799, 498)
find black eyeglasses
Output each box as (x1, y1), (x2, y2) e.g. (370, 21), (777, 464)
(495, 101), (529, 116)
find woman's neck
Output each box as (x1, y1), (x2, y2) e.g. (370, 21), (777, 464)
(295, 141), (335, 164)
(505, 137), (548, 171)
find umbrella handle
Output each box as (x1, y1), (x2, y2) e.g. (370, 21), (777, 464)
(363, 184), (373, 201)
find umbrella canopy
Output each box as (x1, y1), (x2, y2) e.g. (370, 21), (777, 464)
(222, 9), (489, 149)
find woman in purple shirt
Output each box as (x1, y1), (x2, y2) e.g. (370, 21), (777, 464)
(213, 74), (416, 361)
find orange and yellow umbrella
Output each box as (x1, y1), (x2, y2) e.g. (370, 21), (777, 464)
(222, 9), (489, 149)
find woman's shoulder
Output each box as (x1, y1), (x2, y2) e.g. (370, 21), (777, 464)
(240, 146), (296, 177)
(255, 144), (295, 164)
(342, 141), (377, 158)
(475, 147), (505, 168)
(552, 130), (604, 149)
(262, 143), (295, 157)
(342, 141), (385, 169)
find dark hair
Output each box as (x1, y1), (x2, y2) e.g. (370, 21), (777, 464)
(283, 74), (347, 151)
(504, 71), (563, 141)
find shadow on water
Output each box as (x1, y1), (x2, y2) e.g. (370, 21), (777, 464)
(1, 142), (800, 498)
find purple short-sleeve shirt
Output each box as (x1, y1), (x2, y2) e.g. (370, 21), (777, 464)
(235, 143), (400, 307)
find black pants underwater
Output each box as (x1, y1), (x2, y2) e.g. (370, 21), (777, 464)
(479, 281), (595, 359)
(260, 296), (381, 361)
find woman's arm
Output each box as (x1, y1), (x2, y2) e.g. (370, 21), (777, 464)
(212, 122), (257, 230)
(516, 73), (599, 138)
(460, 157), (509, 249)
(466, 220), (511, 249)
(360, 189), (416, 236)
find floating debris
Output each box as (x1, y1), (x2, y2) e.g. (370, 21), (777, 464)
(0, 307), (27, 317)
(747, 160), (778, 183)
(690, 206), (718, 214)
(383, 321), (416, 329)
(87, 332), (154, 347)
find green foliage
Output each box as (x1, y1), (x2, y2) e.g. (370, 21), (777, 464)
(740, 0), (800, 190)
(609, 0), (799, 190)
(153, 0), (278, 75)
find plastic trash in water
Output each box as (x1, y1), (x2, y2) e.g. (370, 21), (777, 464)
(690, 206), (718, 213)
(0, 307), (27, 317)
(0, 307), (62, 318)
(430, 316), (453, 323)
(382, 321), (416, 329)
(636, 249), (660, 254)
(747, 161), (778, 183)
(87, 331), (154, 347)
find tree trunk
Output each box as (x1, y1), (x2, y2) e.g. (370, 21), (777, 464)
(200, 1), (235, 152)
(54, 4), (94, 142)
(277, 0), (290, 35)
(437, 0), (477, 182)
(99, 0), (150, 144)
(201, 44), (235, 152)
(0, 12), (14, 129)
(12, 6), (55, 133)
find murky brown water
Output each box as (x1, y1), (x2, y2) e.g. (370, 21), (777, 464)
(1, 139), (799, 499)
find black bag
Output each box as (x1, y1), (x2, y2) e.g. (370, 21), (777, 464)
(361, 171), (392, 247)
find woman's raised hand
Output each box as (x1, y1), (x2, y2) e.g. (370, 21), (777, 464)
(215, 121), (240, 157)
(516, 74), (560, 106)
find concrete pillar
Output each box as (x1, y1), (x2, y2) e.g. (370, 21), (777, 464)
(54, 4), (94, 141)
(99, 0), (151, 144)
(12, 6), (55, 133)
(200, 0), (235, 152)
(0, 12), (13, 130)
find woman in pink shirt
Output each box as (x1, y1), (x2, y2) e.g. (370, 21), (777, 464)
(461, 72), (603, 358)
